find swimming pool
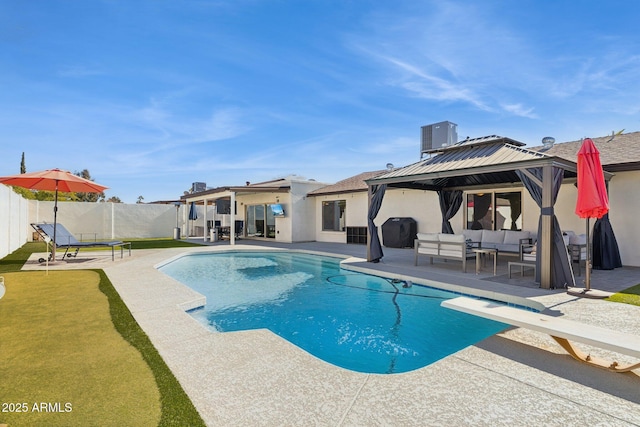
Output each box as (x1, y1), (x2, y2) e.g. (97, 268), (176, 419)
(158, 251), (508, 374)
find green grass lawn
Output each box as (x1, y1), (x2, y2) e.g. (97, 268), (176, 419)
(0, 241), (205, 427)
(606, 283), (640, 306)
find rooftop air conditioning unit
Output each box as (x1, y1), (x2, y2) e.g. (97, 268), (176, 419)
(191, 182), (206, 193)
(421, 121), (458, 157)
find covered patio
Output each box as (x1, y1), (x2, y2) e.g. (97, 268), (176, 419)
(181, 183), (290, 244)
(365, 136), (614, 290)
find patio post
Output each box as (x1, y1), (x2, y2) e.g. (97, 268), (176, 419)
(230, 191), (236, 245)
(203, 199), (208, 242)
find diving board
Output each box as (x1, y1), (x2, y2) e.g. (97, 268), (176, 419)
(442, 297), (640, 373)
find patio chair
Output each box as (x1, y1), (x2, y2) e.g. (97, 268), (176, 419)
(32, 223), (132, 262)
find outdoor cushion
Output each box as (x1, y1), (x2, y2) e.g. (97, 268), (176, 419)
(416, 233), (438, 241)
(570, 234), (587, 245)
(438, 233), (465, 243)
(504, 230), (530, 245)
(462, 229), (483, 242)
(481, 230), (505, 244)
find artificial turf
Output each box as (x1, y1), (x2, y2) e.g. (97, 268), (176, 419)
(0, 241), (205, 426)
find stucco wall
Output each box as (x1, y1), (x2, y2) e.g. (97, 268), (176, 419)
(605, 170), (640, 266)
(290, 181), (325, 242)
(0, 185), (30, 259)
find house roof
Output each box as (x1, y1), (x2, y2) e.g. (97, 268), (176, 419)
(529, 131), (640, 172)
(308, 170), (387, 196)
(366, 136), (579, 190)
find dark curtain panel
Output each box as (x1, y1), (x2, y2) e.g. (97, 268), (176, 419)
(368, 184), (387, 263)
(592, 213), (622, 270)
(516, 167), (575, 289)
(471, 193), (491, 229)
(438, 190), (463, 234)
(509, 195), (522, 230)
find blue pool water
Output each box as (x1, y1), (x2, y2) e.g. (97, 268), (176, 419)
(158, 251), (508, 374)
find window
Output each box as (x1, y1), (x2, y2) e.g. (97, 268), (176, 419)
(322, 200), (346, 231)
(466, 191), (522, 230)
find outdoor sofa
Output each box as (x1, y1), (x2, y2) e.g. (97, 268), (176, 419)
(414, 229), (533, 273)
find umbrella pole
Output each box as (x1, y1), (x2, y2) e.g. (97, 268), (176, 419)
(585, 217), (591, 290)
(52, 182), (58, 262)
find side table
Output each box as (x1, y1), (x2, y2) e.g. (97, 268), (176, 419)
(473, 248), (498, 275)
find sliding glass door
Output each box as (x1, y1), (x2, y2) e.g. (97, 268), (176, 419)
(246, 204), (276, 238)
(466, 191), (522, 230)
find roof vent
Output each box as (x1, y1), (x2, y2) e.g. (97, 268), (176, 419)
(421, 121), (458, 157)
(541, 136), (555, 149)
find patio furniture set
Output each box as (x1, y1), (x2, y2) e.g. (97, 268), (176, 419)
(414, 229), (587, 278)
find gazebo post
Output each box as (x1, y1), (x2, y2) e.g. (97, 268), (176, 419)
(366, 185), (372, 261)
(540, 165), (554, 289)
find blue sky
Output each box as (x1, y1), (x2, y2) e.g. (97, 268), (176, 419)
(2, 0), (639, 203)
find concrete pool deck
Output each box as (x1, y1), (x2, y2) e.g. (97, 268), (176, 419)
(23, 242), (640, 426)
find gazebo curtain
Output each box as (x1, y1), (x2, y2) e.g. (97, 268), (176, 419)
(368, 184), (387, 262)
(470, 194), (491, 230)
(592, 213), (622, 270)
(516, 167), (575, 289)
(438, 190), (463, 234)
(508, 195), (522, 230)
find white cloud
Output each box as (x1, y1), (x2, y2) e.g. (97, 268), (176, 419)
(500, 103), (538, 119)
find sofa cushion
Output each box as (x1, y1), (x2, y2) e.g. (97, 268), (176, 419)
(504, 230), (530, 245)
(438, 233), (465, 243)
(416, 233), (439, 253)
(481, 230), (505, 244)
(439, 249), (464, 257)
(494, 243), (518, 253)
(570, 234), (587, 245)
(462, 229), (483, 242)
(417, 233), (438, 241)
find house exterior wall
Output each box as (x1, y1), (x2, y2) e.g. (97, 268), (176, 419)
(605, 170), (640, 267)
(289, 181), (326, 242)
(235, 180), (325, 243)
(313, 188), (441, 243)
(313, 192), (364, 243)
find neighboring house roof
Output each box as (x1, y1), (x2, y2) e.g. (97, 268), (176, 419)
(529, 131), (640, 172)
(308, 170), (387, 196)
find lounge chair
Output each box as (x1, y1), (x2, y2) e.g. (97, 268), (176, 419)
(32, 223), (131, 261)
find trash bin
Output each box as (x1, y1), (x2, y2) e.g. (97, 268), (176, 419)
(173, 227), (181, 239)
(210, 228), (218, 242)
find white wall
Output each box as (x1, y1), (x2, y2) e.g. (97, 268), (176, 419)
(0, 185), (30, 259)
(28, 200), (189, 240)
(605, 170), (640, 266)
(290, 181), (325, 242)
(313, 188), (441, 243)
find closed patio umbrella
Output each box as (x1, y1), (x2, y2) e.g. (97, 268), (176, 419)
(0, 168), (108, 261)
(188, 202), (198, 236)
(575, 138), (609, 290)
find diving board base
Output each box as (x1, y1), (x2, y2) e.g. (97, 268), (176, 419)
(550, 336), (640, 373)
(441, 297), (640, 374)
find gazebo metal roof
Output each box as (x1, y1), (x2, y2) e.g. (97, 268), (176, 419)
(366, 135), (588, 190)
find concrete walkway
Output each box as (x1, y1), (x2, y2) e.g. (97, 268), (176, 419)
(23, 242), (640, 426)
